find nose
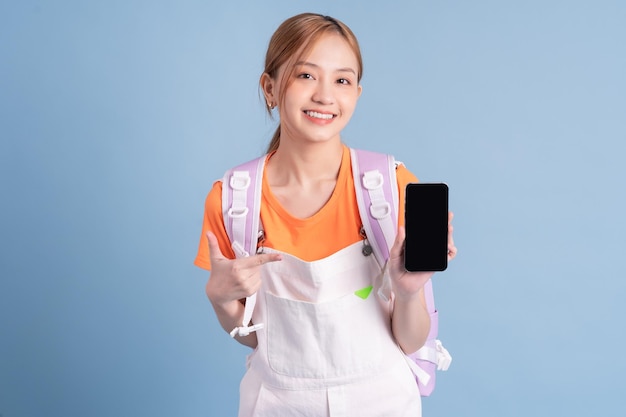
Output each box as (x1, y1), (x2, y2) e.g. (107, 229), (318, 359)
(311, 79), (334, 105)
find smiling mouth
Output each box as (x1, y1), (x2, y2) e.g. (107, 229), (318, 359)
(304, 110), (335, 120)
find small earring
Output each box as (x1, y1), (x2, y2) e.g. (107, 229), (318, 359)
(268, 101), (275, 110)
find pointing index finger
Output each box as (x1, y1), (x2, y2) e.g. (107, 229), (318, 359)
(248, 252), (283, 267)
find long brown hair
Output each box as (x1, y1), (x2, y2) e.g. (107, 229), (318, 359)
(261, 13), (363, 153)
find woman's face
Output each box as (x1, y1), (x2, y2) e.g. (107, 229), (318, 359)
(268, 32), (362, 147)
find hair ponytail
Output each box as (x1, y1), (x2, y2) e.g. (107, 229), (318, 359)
(267, 127), (280, 154)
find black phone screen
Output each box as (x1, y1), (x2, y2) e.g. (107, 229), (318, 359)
(404, 183), (449, 272)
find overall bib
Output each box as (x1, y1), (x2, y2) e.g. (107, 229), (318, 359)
(238, 242), (422, 416)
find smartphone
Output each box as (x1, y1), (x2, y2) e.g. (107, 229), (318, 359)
(404, 183), (449, 272)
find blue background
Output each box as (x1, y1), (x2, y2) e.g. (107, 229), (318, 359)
(2, 1), (625, 416)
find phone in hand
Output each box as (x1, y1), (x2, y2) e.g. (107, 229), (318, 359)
(404, 183), (449, 272)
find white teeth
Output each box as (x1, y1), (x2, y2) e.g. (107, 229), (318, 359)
(306, 111), (334, 120)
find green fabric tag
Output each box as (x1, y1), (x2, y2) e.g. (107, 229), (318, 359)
(354, 285), (373, 300)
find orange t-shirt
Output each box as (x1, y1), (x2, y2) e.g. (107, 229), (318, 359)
(194, 146), (418, 270)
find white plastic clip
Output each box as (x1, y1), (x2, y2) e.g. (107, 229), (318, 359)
(231, 241), (249, 258)
(230, 172), (251, 190)
(370, 201), (391, 219)
(435, 340), (452, 371)
(362, 170), (384, 190)
(230, 323), (264, 338)
(228, 206), (249, 218)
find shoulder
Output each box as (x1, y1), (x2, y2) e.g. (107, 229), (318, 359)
(204, 179), (223, 210)
(224, 154), (269, 177)
(348, 146), (418, 184)
(395, 162), (419, 185)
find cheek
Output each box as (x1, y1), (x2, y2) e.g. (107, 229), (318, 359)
(281, 84), (307, 107)
(340, 94), (360, 116)
(282, 94), (301, 115)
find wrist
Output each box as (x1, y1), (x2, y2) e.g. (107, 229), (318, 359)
(389, 267), (435, 302)
(209, 295), (242, 316)
(393, 291), (428, 310)
(393, 290), (424, 303)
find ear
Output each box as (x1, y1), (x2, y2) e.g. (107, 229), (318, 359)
(260, 73), (276, 106)
(357, 84), (363, 98)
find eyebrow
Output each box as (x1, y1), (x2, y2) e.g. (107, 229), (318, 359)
(294, 61), (357, 76)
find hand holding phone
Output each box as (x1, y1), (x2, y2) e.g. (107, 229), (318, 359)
(404, 183), (449, 272)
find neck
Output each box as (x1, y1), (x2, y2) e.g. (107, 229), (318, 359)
(267, 140), (344, 186)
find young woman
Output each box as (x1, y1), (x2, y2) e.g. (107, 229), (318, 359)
(195, 13), (457, 416)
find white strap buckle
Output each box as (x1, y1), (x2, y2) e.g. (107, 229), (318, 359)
(227, 206), (249, 218)
(362, 170), (384, 190)
(230, 323), (264, 338)
(435, 340), (452, 371)
(230, 171), (251, 190)
(231, 241), (249, 257)
(411, 340), (452, 371)
(370, 201), (391, 219)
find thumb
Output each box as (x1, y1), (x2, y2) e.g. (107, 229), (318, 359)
(390, 226), (406, 260)
(206, 231), (226, 262)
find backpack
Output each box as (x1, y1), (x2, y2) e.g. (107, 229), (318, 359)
(221, 147), (451, 397)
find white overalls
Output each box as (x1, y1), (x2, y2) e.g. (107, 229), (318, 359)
(238, 241), (422, 416)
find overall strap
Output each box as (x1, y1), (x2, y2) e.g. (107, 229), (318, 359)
(221, 155), (266, 337)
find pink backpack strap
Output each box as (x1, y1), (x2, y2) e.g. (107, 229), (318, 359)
(349, 148), (399, 267)
(350, 147), (450, 397)
(221, 155), (266, 337)
(222, 156), (266, 258)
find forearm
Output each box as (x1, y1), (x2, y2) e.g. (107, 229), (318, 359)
(391, 290), (431, 354)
